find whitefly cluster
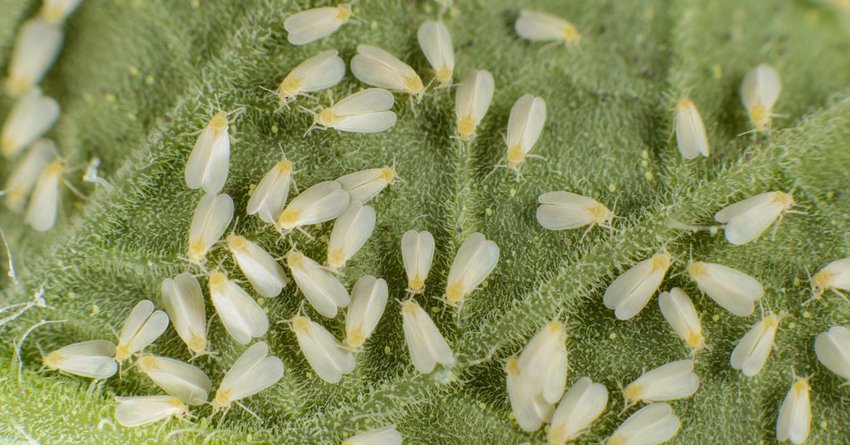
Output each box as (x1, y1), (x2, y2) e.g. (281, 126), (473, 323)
(5, 1), (849, 443)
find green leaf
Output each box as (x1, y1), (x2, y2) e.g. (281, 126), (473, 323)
(2, 0), (850, 443)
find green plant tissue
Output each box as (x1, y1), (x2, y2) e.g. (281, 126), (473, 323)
(1, 0), (850, 443)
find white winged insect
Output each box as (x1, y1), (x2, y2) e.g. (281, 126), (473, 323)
(208, 269), (269, 345)
(547, 377), (609, 445)
(810, 257), (850, 301)
(603, 251), (672, 320)
(1, 88), (60, 157)
(515, 10), (580, 45)
(455, 69), (495, 140)
(505, 94), (546, 171)
(536, 191), (614, 231)
(291, 314), (355, 383)
(276, 180), (350, 233)
(115, 395), (188, 427)
(23, 158), (64, 232)
(714, 191), (796, 245)
(605, 403), (680, 445)
(401, 230), (435, 294)
(336, 166), (398, 203)
(161, 273), (208, 357)
(5, 18), (63, 95)
(211, 341), (284, 416)
(730, 313), (780, 377)
(658, 288), (704, 352)
(517, 320), (568, 404)
(326, 201), (376, 272)
(814, 326), (850, 382)
(687, 261), (763, 317)
(445, 232), (500, 307)
(741, 63), (781, 133)
(4, 139), (55, 212)
(342, 425), (403, 445)
(776, 376), (811, 445)
(137, 355), (212, 405)
(506, 356), (555, 432)
(114, 300), (169, 363)
(185, 111), (230, 194)
(401, 299), (455, 373)
(277, 50), (345, 106)
(246, 158), (293, 225)
(286, 249), (350, 318)
(623, 360), (700, 405)
(351, 45), (425, 99)
(344, 275), (388, 349)
(187, 193), (233, 265)
(675, 98), (710, 160)
(42, 340), (117, 379)
(417, 20), (455, 87)
(311, 88), (397, 134)
(284, 4), (353, 46)
(227, 234), (286, 298)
